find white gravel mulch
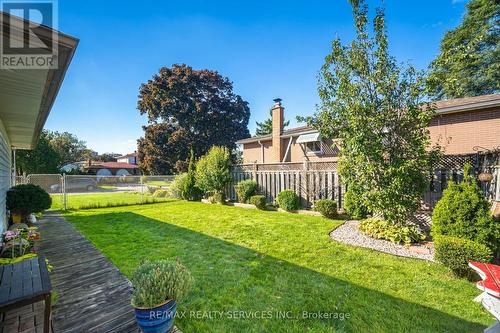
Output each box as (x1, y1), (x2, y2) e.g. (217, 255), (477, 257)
(329, 220), (435, 262)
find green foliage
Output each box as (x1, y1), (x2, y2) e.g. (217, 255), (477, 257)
(427, 0), (500, 99)
(137, 64), (250, 174)
(300, 0), (439, 224)
(434, 235), (493, 278)
(46, 131), (90, 166)
(249, 195), (267, 210)
(182, 149), (203, 201)
(195, 146), (232, 196)
(276, 190), (300, 212)
(131, 259), (193, 308)
(153, 189), (168, 198)
(235, 180), (258, 203)
(169, 173), (188, 199)
(432, 164), (500, 254)
(16, 131), (60, 174)
(314, 200), (338, 219)
(255, 108), (290, 136)
(343, 186), (369, 220)
(7, 184), (51, 215)
(359, 217), (426, 245)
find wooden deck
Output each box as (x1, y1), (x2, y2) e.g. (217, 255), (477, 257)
(36, 211), (141, 333)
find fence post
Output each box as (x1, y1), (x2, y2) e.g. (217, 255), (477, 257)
(140, 175), (144, 204)
(62, 173), (67, 210)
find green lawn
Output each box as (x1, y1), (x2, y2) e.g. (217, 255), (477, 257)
(63, 201), (493, 333)
(50, 192), (171, 210)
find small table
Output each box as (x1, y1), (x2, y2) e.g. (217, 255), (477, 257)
(0, 256), (52, 333)
(469, 261), (500, 333)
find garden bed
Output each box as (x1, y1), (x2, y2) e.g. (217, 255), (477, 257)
(330, 220), (435, 261)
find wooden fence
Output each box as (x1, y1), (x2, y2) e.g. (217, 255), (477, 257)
(229, 158), (499, 210)
(227, 162), (343, 208)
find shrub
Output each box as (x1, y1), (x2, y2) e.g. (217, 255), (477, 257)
(343, 187), (369, 219)
(314, 200), (338, 219)
(153, 189), (168, 198)
(432, 164), (500, 254)
(168, 173), (187, 199)
(7, 184), (51, 216)
(249, 195), (266, 210)
(131, 259), (193, 308)
(235, 180), (258, 203)
(276, 190), (299, 212)
(212, 192), (226, 204)
(359, 217), (426, 244)
(434, 235), (493, 278)
(195, 146), (232, 197)
(182, 149), (203, 201)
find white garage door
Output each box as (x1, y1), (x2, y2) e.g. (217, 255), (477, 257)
(0, 130), (11, 234)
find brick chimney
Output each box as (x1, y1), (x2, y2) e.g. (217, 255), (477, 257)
(271, 98), (284, 162)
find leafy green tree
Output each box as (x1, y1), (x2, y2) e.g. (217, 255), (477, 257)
(16, 130), (60, 174)
(182, 148), (202, 201)
(302, 0), (439, 224)
(46, 131), (89, 166)
(137, 64), (250, 175)
(195, 146), (232, 196)
(427, 0), (500, 99)
(255, 109), (290, 136)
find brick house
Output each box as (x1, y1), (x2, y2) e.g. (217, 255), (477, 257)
(237, 94), (500, 163)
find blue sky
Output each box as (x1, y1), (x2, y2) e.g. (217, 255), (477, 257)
(44, 0), (469, 155)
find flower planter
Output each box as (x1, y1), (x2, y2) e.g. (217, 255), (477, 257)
(134, 299), (176, 333)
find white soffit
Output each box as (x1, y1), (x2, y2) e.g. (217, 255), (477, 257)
(296, 132), (321, 144)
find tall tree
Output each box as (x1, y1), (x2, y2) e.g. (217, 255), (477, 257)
(303, 0), (439, 224)
(137, 64), (250, 175)
(255, 109), (290, 136)
(46, 131), (89, 166)
(16, 130), (60, 174)
(427, 0), (500, 99)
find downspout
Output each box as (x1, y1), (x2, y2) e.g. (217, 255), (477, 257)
(258, 140), (264, 163)
(282, 137), (293, 162)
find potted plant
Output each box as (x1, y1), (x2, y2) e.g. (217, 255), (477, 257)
(131, 259), (193, 333)
(6, 184), (51, 224)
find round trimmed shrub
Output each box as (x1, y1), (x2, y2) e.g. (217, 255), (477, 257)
(314, 199), (338, 219)
(212, 192), (226, 204)
(276, 190), (299, 212)
(7, 184), (51, 216)
(249, 195), (266, 210)
(431, 164), (500, 254)
(343, 187), (368, 219)
(235, 180), (258, 203)
(153, 189), (168, 198)
(434, 235), (493, 278)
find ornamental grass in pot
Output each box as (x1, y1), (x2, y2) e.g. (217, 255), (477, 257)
(131, 259), (193, 333)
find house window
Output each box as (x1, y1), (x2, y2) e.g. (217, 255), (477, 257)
(305, 141), (322, 154)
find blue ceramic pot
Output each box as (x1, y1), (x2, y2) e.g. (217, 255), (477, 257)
(134, 299), (177, 333)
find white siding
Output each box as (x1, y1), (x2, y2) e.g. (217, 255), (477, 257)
(0, 124), (10, 234)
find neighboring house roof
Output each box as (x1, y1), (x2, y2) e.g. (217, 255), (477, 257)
(237, 94), (500, 144)
(0, 12), (79, 149)
(117, 152), (137, 159)
(84, 162), (139, 169)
